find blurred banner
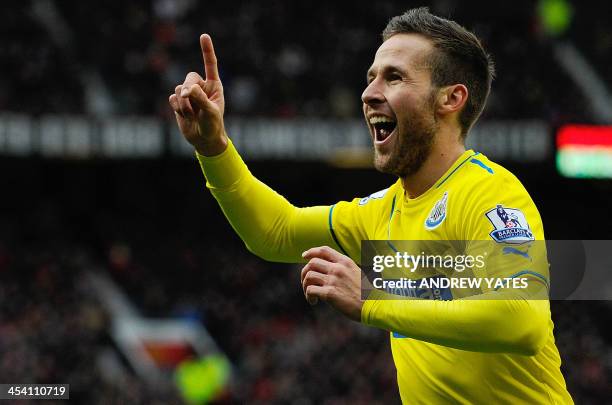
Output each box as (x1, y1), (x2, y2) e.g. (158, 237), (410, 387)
(0, 113), (550, 162)
(556, 124), (612, 178)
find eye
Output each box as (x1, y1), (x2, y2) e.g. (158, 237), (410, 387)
(388, 73), (402, 83)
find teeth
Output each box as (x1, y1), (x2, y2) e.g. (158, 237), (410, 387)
(369, 116), (395, 125)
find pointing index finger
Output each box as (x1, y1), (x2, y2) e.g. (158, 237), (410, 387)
(200, 33), (220, 81)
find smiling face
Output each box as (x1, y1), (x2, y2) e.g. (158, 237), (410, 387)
(362, 33), (439, 177)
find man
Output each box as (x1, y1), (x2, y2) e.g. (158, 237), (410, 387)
(169, 7), (572, 404)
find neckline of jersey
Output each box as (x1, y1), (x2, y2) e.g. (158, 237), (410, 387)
(399, 149), (477, 206)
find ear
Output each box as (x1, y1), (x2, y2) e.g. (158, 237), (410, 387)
(436, 84), (468, 116)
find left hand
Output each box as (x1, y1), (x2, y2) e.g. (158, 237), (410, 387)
(301, 246), (364, 322)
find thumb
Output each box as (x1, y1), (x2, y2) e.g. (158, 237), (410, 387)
(186, 84), (215, 113)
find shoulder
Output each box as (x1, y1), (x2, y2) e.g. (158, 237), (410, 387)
(355, 180), (401, 208)
(333, 180), (401, 223)
(449, 152), (544, 241)
(329, 180), (401, 259)
(453, 152), (533, 202)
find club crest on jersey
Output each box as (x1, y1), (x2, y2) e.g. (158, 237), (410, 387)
(485, 205), (534, 244)
(425, 191), (448, 230)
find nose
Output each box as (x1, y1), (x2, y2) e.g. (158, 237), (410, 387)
(361, 79), (385, 106)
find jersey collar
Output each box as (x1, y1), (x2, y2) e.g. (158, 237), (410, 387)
(400, 149), (477, 204)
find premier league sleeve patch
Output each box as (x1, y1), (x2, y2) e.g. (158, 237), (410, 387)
(485, 205), (534, 244)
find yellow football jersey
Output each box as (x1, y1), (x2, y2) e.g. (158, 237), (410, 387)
(331, 149), (573, 404)
(198, 141), (573, 404)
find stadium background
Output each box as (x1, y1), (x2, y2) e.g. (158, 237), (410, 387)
(1, 0), (611, 403)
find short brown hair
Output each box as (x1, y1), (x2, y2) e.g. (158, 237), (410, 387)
(383, 7), (495, 136)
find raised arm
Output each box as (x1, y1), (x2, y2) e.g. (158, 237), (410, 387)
(169, 35), (335, 262)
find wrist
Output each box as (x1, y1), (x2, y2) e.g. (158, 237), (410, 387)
(194, 134), (229, 157)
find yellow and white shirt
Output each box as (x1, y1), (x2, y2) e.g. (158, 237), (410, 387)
(198, 140), (573, 404)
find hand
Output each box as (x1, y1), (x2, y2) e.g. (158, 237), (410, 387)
(169, 34), (227, 156)
(301, 246), (364, 322)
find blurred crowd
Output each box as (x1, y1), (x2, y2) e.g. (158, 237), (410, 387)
(0, 236), (179, 404)
(1, 1), (606, 123)
(569, 1), (612, 86)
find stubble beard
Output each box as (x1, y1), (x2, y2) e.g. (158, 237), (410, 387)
(373, 102), (437, 178)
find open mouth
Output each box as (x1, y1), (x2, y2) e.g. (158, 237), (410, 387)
(370, 116), (397, 143)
